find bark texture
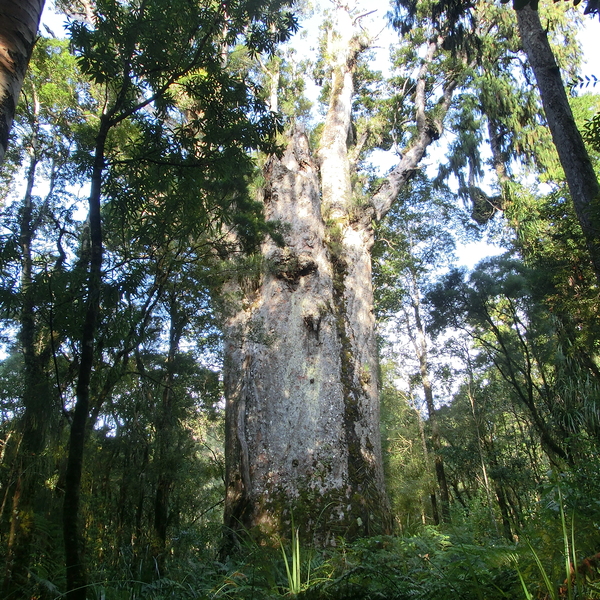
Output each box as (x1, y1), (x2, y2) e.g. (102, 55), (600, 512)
(223, 126), (389, 544)
(222, 13), (389, 545)
(222, 9), (458, 547)
(516, 6), (600, 285)
(0, 0), (45, 164)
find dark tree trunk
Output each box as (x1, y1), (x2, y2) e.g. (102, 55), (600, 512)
(516, 5), (600, 285)
(152, 295), (185, 573)
(494, 483), (513, 542)
(0, 0), (45, 164)
(63, 121), (107, 600)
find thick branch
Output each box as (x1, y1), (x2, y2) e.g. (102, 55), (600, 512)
(318, 6), (370, 217)
(370, 38), (457, 221)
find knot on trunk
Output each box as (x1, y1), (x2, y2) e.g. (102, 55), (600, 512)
(426, 117), (443, 142)
(268, 248), (318, 285)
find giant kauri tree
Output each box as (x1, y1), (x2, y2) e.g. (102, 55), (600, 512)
(222, 2), (461, 545)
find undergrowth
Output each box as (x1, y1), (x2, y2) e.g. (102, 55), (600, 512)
(16, 519), (600, 599)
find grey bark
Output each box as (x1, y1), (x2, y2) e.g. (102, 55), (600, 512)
(223, 125), (389, 544)
(0, 0), (45, 164)
(371, 37), (457, 221)
(223, 8), (388, 545)
(516, 6), (600, 285)
(222, 10), (459, 546)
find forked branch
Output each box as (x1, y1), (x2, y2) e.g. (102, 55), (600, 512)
(370, 36), (459, 221)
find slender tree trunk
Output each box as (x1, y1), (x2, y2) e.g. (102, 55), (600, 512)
(63, 120), (107, 600)
(3, 111), (55, 594)
(0, 0), (45, 164)
(404, 267), (451, 522)
(153, 295), (185, 574)
(467, 388), (498, 536)
(413, 329), (451, 523)
(516, 6), (600, 285)
(494, 482), (513, 541)
(3, 124), (40, 594)
(411, 399), (440, 525)
(480, 416), (514, 541)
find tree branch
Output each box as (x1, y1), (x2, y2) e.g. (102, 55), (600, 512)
(370, 37), (459, 221)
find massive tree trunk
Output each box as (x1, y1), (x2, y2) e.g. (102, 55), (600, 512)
(223, 122), (390, 544)
(0, 0), (45, 164)
(222, 8), (458, 546)
(516, 6), (600, 285)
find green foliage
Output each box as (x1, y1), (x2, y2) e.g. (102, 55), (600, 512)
(511, 482), (600, 600)
(278, 519), (312, 596)
(431, 0), (582, 219)
(504, 0), (600, 14)
(373, 174), (475, 319)
(392, 0), (595, 44)
(15, 530), (518, 599)
(380, 364), (435, 531)
(583, 99), (600, 152)
(0, 0), (299, 593)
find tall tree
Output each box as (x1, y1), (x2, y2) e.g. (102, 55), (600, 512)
(0, 0), (45, 164)
(514, 4), (600, 285)
(221, 3), (461, 546)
